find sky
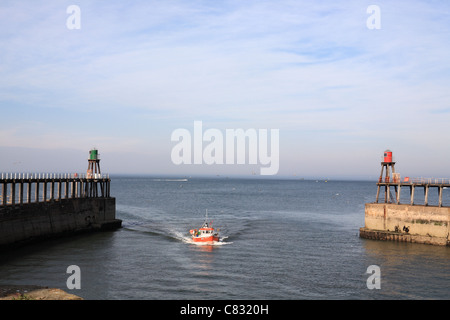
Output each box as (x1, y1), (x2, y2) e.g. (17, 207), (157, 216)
(1, 0), (450, 179)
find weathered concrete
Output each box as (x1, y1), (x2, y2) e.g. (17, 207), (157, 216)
(0, 197), (121, 250)
(360, 203), (450, 246)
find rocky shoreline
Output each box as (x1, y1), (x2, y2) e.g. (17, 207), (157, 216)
(0, 285), (83, 300)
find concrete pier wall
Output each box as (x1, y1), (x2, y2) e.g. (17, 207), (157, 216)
(360, 203), (450, 246)
(0, 197), (121, 250)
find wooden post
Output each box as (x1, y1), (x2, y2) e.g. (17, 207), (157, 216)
(397, 184), (401, 204)
(19, 181), (23, 205)
(43, 180), (47, 202)
(65, 180), (69, 199)
(84, 180), (89, 198)
(2, 182), (6, 206)
(35, 181), (40, 203)
(79, 179), (83, 198)
(58, 179), (62, 200)
(71, 179), (75, 198)
(100, 180), (105, 197)
(11, 182), (16, 207)
(379, 165), (384, 183)
(27, 181), (31, 204)
(50, 179), (54, 202)
(411, 185), (415, 205)
(439, 186), (443, 207)
(91, 181), (97, 197)
(424, 185), (429, 206)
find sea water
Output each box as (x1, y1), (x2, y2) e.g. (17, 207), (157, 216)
(0, 177), (449, 300)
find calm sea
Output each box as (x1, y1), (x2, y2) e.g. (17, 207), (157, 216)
(1, 177), (449, 301)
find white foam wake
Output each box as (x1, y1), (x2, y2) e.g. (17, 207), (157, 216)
(180, 233), (232, 246)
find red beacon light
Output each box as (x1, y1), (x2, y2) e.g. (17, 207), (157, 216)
(383, 150), (393, 163)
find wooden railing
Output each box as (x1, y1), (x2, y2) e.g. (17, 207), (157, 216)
(0, 173), (111, 208)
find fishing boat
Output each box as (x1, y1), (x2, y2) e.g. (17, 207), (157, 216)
(189, 210), (220, 243)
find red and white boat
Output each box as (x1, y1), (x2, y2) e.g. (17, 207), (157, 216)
(189, 211), (220, 243)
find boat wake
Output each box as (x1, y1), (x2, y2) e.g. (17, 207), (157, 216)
(151, 178), (188, 182)
(119, 206), (233, 247)
(122, 222), (232, 246)
(185, 239), (232, 246)
(175, 231), (232, 246)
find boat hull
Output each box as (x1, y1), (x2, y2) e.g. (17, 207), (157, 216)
(192, 235), (219, 243)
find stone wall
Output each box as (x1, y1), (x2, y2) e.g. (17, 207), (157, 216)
(360, 203), (450, 246)
(0, 197), (121, 249)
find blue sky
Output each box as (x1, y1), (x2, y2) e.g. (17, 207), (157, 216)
(1, 0), (450, 179)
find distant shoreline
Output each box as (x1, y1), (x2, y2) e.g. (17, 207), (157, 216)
(108, 173), (375, 182)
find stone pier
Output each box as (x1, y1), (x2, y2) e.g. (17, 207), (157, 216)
(360, 203), (450, 246)
(0, 173), (121, 250)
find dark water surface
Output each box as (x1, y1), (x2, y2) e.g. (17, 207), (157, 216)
(1, 177), (449, 299)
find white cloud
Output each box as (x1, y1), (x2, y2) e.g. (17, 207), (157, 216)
(1, 0), (450, 176)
